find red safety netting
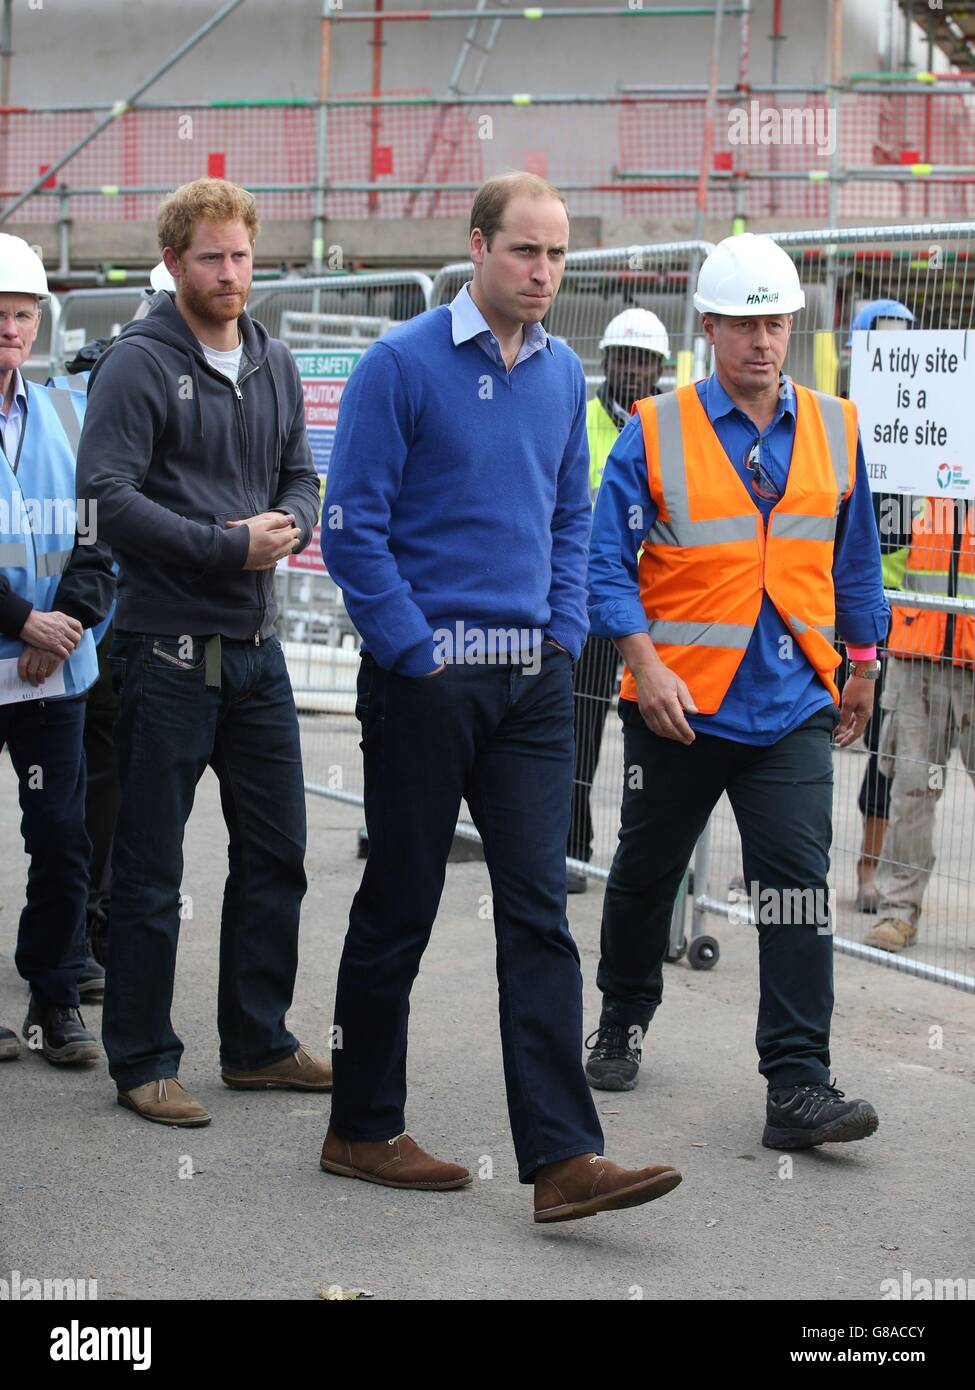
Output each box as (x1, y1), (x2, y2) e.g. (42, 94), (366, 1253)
(0, 92), (972, 227)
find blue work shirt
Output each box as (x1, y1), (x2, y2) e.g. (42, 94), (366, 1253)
(0, 368), (28, 464)
(587, 371), (890, 745)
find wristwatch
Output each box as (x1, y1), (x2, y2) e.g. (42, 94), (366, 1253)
(850, 660), (881, 680)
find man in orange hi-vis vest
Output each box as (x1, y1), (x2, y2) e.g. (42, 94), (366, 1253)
(585, 234), (890, 1151)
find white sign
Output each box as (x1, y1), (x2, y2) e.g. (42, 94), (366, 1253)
(0, 658), (65, 705)
(849, 329), (975, 498)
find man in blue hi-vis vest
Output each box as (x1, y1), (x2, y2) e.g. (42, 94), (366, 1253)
(0, 236), (115, 1067)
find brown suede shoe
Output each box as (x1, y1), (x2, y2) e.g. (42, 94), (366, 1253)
(221, 1044), (332, 1091)
(118, 1077), (211, 1127)
(320, 1126), (472, 1190)
(864, 917), (917, 953)
(534, 1152), (682, 1223)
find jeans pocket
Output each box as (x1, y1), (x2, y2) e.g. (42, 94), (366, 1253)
(144, 635), (206, 672)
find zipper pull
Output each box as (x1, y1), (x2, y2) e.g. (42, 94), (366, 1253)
(254, 631), (261, 646)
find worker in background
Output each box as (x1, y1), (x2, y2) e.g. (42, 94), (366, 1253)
(0, 234), (114, 1065)
(567, 308), (668, 894)
(57, 262), (177, 972)
(867, 493), (975, 952)
(843, 299), (914, 914)
(585, 234), (889, 1152)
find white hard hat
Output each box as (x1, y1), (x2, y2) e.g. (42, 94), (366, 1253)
(694, 233), (804, 316)
(149, 261), (176, 293)
(599, 308), (670, 358)
(0, 233), (49, 300)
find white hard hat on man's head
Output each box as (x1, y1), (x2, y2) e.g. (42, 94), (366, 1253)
(694, 233), (804, 316)
(0, 233), (49, 300)
(599, 307), (670, 359)
(149, 261), (176, 293)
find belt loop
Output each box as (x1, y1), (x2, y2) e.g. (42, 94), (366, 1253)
(204, 634), (222, 689)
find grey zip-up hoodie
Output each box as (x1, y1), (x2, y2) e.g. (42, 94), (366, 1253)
(75, 290), (320, 640)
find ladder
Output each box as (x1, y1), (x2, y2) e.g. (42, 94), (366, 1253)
(406, 0), (513, 218)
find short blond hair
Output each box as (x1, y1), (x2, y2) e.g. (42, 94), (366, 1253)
(157, 177), (260, 259)
(469, 172), (567, 248)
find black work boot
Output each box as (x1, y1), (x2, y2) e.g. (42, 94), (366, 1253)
(762, 1080), (879, 1150)
(0, 1025), (21, 1060)
(584, 1022), (645, 1091)
(78, 928), (106, 1003)
(22, 997), (100, 1066)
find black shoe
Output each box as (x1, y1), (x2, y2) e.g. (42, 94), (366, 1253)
(78, 930), (106, 1003)
(566, 867), (588, 895)
(22, 997), (100, 1066)
(762, 1080), (879, 1150)
(584, 1022), (644, 1091)
(0, 1025), (21, 1060)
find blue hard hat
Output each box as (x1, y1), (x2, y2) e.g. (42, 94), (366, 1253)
(846, 298), (914, 347)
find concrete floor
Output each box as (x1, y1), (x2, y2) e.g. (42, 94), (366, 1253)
(1, 754), (974, 1302)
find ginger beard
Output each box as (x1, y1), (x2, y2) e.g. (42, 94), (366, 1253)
(177, 273), (249, 327)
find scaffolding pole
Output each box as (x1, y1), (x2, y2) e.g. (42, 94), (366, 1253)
(0, 0), (249, 225)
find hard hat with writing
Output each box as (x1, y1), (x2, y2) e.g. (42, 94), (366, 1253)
(0, 233), (50, 300)
(693, 233), (804, 316)
(845, 298), (913, 347)
(149, 261), (177, 294)
(599, 307), (670, 359)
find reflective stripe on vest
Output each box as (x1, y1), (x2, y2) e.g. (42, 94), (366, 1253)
(621, 381), (856, 713)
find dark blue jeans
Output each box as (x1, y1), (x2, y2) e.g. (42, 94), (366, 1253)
(598, 702), (838, 1089)
(0, 695), (89, 1007)
(331, 645), (604, 1182)
(103, 632), (307, 1090)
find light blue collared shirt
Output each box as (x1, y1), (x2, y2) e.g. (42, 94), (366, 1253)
(449, 281), (552, 371)
(0, 369), (28, 466)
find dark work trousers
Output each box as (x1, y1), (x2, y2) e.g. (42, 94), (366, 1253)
(102, 631), (308, 1091)
(84, 623), (121, 941)
(857, 658), (891, 820)
(567, 635), (620, 863)
(598, 701), (839, 1090)
(330, 645), (605, 1183)
(0, 694), (89, 1007)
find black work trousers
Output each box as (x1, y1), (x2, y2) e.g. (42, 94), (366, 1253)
(597, 701), (839, 1089)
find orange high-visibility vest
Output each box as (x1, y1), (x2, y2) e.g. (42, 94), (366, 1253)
(888, 497), (975, 664)
(619, 382), (857, 714)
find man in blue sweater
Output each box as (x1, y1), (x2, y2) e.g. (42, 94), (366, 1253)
(319, 173), (681, 1224)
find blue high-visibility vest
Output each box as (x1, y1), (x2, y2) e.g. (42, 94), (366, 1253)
(0, 382), (99, 697)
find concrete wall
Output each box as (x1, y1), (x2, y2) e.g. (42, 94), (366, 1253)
(10, 1), (886, 104)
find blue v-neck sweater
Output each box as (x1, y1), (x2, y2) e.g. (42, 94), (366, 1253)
(322, 306), (592, 675)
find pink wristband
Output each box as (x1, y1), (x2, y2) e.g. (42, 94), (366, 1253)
(846, 645), (877, 662)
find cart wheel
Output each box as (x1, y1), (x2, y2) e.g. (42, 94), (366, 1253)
(688, 935), (720, 971)
(665, 937), (687, 963)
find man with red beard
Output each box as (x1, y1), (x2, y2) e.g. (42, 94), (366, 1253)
(76, 178), (328, 1126)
